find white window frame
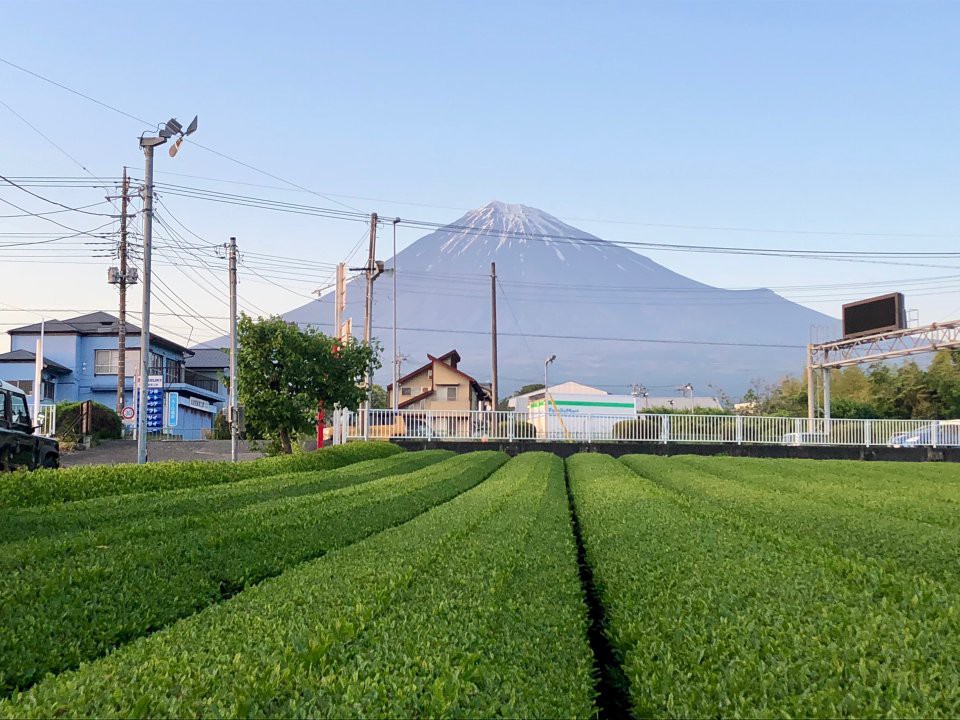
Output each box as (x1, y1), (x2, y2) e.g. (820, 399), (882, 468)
(446, 386), (458, 401)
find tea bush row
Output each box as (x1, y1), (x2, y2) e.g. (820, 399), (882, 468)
(568, 453), (960, 717)
(2, 453), (594, 718)
(0, 451), (506, 694)
(0, 441), (403, 508)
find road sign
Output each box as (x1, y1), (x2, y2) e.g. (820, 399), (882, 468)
(121, 406), (135, 420)
(167, 392), (179, 427)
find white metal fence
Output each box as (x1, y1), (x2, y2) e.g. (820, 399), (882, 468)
(342, 409), (959, 448)
(36, 403), (56, 437)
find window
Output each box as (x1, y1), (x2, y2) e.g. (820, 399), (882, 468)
(41, 380), (55, 402)
(150, 352), (164, 374)
(8, 380), (33, 395)
(164, 359), (184, 385)
(9, 393), (29, 426)
(401, 387), (412, 397)
(0, 392), (6, 426)
(94, 349), (140, 376)
(446, 386), (458, 401)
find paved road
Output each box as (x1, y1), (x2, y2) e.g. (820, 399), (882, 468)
(60, 439), (263, 467)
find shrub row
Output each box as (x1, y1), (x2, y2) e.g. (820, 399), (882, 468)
(0, 441), (403, 509)
(674, 455), (960, 529)
(2, 453), (595, 718)
(0, 451), (507, 694)
(628, 454), (960, 580)
(568, 453), (960, 717)
(0, 451), (455, 569)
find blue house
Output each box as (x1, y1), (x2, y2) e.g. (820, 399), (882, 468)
(0, 312), (227, 440)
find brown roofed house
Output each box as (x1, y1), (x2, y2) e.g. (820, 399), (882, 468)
(386, 350), (491, 437)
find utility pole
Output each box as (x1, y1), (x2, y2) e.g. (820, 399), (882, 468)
(136, 137), (162, 464)
(363, 213), (377, 440)
(490, 262), (498, 410)
(228, 237), (238, 462)
(135, 115), (197, 465)
(116, 168), (130, 414)
(806, 343), (816, 432)
(392, 217), (400, 412)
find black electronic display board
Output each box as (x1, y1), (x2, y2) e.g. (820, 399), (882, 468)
(842, 293), (906, 339)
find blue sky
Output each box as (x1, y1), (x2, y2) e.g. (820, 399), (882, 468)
(2, 0), (959, 347)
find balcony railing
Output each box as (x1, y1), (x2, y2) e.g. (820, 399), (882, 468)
(183, 370), (220, 393)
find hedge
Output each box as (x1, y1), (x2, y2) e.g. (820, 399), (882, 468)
(54, 401), (122, 442)
(0, 451), (507, 694)
(0, 451), (455, 566)
(0, 441), (403, 509)
(568, 453), (960, 716)
(1, 453), (594, 718)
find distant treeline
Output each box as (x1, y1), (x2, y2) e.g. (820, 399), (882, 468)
(742, 349), (960, 419)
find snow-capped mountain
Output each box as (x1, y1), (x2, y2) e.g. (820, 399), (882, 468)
(282, 201), (838, 397)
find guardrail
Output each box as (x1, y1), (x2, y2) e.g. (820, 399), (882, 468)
(341, 409), (958, 448)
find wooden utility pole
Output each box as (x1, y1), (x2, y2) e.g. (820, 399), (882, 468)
(490, 262), (498, 410)
(116, 168), (130, 414)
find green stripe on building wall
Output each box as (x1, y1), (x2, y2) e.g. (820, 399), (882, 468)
(528, 399), (635, 409)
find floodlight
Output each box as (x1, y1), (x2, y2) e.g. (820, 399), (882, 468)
(165, 118), (183, 135)
(184, 115), (198, 136)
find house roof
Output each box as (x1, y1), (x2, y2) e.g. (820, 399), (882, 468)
(185, 348), (230, 370)
(9, 312), (190, 354)
(0, 349), (71, 374)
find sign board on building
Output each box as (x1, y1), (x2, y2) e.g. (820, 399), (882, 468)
(147, 375), (164, 389)
(167, 392), (179, 427)
(188, 396), (214, 413)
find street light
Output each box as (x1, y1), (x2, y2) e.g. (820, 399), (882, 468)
(136, 116), (197, 465)
(544, 355), (556, 438)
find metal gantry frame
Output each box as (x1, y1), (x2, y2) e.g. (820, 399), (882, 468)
(807, 319), (960, 429)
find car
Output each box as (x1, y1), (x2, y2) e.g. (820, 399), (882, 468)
(0, 380), (60, 471)
(888, 419), (960, 447)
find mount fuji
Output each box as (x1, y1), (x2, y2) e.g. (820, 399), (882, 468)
(282, 201), (838, 397)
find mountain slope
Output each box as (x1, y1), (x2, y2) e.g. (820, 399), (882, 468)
(283, 201), (837, 397)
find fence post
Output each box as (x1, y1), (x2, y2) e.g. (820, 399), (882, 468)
(736, 415), (743, 445)
(932, 419), (939, 448)
(427, 411), (434, 442)
(865, 419), (872, 448)
(660, 414), (670, 444)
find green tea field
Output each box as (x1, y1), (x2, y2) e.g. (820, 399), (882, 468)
(1, 446), (958, 718)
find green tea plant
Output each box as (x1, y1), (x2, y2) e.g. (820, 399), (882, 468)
(0, 451), (506, 694)
(0, 441), (403, 509)
(1, 453), (595, 718)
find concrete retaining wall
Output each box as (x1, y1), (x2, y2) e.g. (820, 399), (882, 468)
(393, 439), (957, 462)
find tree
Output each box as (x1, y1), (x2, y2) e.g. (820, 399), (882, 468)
(370, 384), (389, 409)
(497, 383), (545, 411)
(237, 315), (380, 454)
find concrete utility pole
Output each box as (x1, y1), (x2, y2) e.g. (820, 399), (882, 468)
(116, 168), (130, 414)
(136, 136), (162, 464)
(228, 236), (238, 462)
(363, 213), (377, 440)
(392, 217), (400, 412)
(806, 343), (816, 432)
(136, 115), (197, 464)
(490, 262), (498, 410)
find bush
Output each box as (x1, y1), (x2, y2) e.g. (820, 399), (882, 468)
(55, 401), (122, 442)
(0, 451), (507, 695)
(0, 441), (404, 509)
(496, 419), (538, 439)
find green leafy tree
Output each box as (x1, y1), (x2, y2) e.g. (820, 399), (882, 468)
(237, 315), (380, 454)
(369, 384), (389, 409)
(497, 383), (545, 411)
